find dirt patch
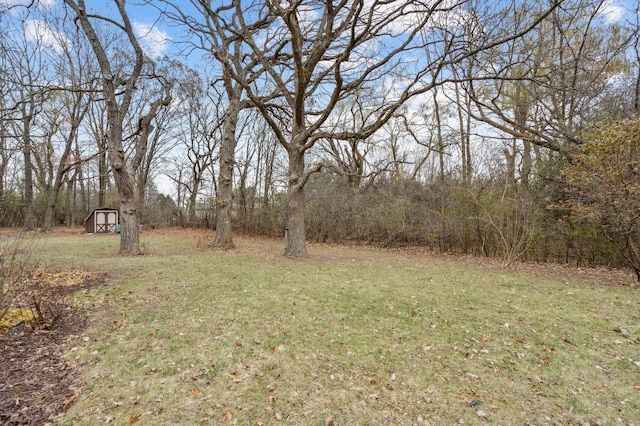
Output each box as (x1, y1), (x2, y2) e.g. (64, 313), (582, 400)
(0, 272), (107, 426)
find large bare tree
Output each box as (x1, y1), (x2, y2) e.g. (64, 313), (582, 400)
(466, 0), (637, 160)
(2, 9), (51, 230)
(161, 0), (272, 248)
(63, 0), (170, 253)
(40, 15), (96, 231)
(214, 0), (560, 256)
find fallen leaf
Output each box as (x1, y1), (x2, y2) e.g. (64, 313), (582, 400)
(127, 414), (141, 425)
(192, 388), (201, 397)
(482, 334), (491, 342)
(63, 394), (77, 409)
(224, 410), (233, 420)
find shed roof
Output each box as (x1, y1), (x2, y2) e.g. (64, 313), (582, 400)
(83, 207), (119, 224)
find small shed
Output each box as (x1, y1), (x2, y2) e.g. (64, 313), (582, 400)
(84, 208), (119, 234)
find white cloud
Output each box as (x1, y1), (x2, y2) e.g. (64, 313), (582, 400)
(24, 19), (69, 54)
(134, 22), (170, 59)
(0, 0), (55, 9)
(600, 0), (625, 24)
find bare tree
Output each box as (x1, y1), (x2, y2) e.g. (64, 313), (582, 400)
(2, 11), (51, 230)
(63, 0), (170, 253)
(467, 0), (636, 160)
(172, 66), (221, 227)
(126, 72), (174, 223)
(40, 14), (96, 231)
(218, 0), (560, 256)
(161, 0), (273, 248)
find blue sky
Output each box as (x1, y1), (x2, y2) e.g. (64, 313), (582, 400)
(2, 0), (637, 63)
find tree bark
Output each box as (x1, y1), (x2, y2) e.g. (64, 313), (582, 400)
(110, 121), (140, 254)
(187, 170), (201, 227)
(285, 147), (307, 257)
(22, 105), (35, 231)
(96, 132), (108, 206)
(211, 94), (241, 249)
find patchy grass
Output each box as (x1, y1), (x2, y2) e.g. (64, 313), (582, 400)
(38, 229), (640, 425)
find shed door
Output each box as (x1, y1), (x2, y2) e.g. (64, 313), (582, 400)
(106, 212), (117, 232)
(96, 211), (107, 232)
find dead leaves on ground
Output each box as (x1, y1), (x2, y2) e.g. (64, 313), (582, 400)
(0, 270), (98, 331)
(30, 270), (98, 288)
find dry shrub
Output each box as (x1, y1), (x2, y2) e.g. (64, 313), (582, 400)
(0, 233), (35, 325)
(0, 233), (62, 331)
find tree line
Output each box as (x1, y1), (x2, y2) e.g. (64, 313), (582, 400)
(1, 0), (639, 275)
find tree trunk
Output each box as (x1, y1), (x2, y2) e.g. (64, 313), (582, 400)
(65, 177), (74, 227)
(503, 141), (516, 186)
(98, 138), (108, 206)
(43, 114), (84, 231)
(433, 88), (445, 182)
(187, 169), (201, 227)
(114, 182), (139, 254)
(285, 148), (307, 257)
(42, 187), (60, 231)
(211, 95), (240, 249)
(109, 121), (140, 254)
(520, 139), (532, 188)
(118, 195), (139, 250)
(22, 112), (35, 231)
(635, 55), (640, 116)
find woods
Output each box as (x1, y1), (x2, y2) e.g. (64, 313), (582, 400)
(0, 0), (639, 269)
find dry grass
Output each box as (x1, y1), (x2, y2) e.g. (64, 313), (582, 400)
(34, 228), (640, 425)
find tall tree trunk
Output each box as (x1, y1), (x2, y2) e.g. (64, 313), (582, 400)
(635, 54), (640, 116)
(432, 88), (445, 182)
(504, 140), (516, 187)
(43, 102), (87, 231)
(285, 147), (307, 257)
(109, 119), (140, 254)
(521, 139), (532, 188)
(43, 154), (71, 231)
(98, 136), (108, 206)
(42, 187), (61, 231)
(633, 42), (640, 116)
(211, 95), (240, 248)
(65, 176), (75, 227)
(187, 172), (200, 227)
(22, 111), (35, 231)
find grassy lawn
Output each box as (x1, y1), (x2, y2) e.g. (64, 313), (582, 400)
(40, 229), (639, 425)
